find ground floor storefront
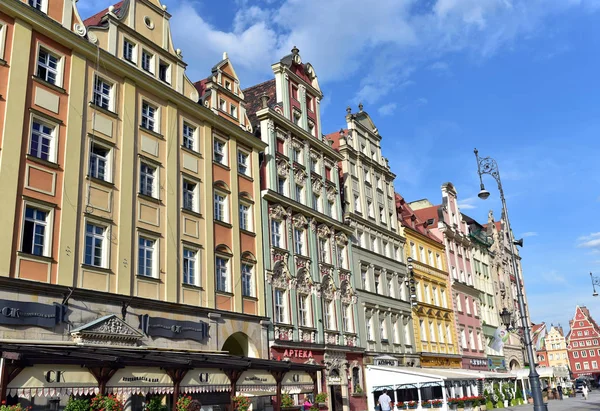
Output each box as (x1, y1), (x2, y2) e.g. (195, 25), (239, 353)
(487, 355), (507, 372)
(461, 356), (488, 371)
(419, 353), (462, 369)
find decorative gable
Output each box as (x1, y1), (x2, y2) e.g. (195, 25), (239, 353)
(71, 314), (144, 346)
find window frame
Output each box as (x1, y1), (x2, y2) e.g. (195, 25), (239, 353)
(239, 202), (252, 232)
(241, 263), (254, 297)
(274, 288), (288, 324)
(158, 60), (171, 84)
(182, 121), (198, 151)
(213, 138), (227, 165)
(29, 0), (48, 13)
(271, 219), (283, 248)
(182, 247), (200, 286)
(215, 255), (230, 293)
(123, 38), (137, 63)
(20, 201), (54, 257)
(139, 161), (158, 198)
(325, 300), (336, 330)
(137, 235), (158, 278)
(342, 303), (352, 332)
(141, 49), (155, 74)
(29, 116), (58, 163)
(36, 45), (62, 86)
(141, 101), (159, 133)
(298, 294), (310, 327)
(93, 75), (114, 111)
(214, 191), (229, 223)
(84, 221), (109, 268)
(237, 149), (250, 176)
(0, 22), (8, 61)
(294, 228), (305, 255)
(182, 178), (199, 213)
(89, 141), (112, 183)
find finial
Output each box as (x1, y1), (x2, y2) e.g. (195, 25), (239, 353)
(223, 52), (228, 60)
(291, 46), (299, 55)
(162, 4), (167, 10)
(339, 128), (345, 136)
(260, 94), (270, 109)
(108, 5), (115, 12)
(358, 102), (364, 112)
(346, 106), (351, 114)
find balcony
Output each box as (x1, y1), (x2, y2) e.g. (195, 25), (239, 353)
(274, 324), (294, 341)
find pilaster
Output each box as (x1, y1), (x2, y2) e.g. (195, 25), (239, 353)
(164, 102), (179, 303)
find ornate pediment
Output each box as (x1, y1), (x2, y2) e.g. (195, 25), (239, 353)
(269, 261), (292, 289)
(312, 178), (324, 194)
(317, 224), (332, 239)
(293, 214), (309, 229)
(294, 168), (307, 185)
(269, 204), (288, 220)
(327, 186), (338, 202)
(335, 232), (349, 246)
(71, 314), (143, 346)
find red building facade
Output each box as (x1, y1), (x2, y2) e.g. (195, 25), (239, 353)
(567, 306), (600, 381)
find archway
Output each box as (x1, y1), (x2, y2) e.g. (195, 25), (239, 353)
(510, 359), (521, 370)
(221, 332), (259, 357)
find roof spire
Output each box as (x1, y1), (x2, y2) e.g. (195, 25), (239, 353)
(223, 51), (228, 60)
(291, 46), (300, 55)
(358, 102), (364, 112)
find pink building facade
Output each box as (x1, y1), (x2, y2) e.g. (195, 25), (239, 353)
(411, 183), (487, 371)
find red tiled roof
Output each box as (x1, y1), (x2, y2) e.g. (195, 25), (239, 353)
(83, 1), (123, 27)
(395, 193), (442, 244)
(325, 129), (348, 151)
(243, 79), (276, 121)
(193, 78), (209, 99)
(413, 206), (440, 228)
(483, 221), (502, 232)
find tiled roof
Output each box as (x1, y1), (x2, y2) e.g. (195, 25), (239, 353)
(325, 129), (348, 151)
(483, 221), (502, 232)
(83, 1), (123, 27)
(413, 206), (440, 228)
(193, 78), (209, 99)
(243, 79), (276, 121)
(395, 193), (442, 244)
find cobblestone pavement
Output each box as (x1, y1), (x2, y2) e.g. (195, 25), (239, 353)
(500, 391), (600, 410)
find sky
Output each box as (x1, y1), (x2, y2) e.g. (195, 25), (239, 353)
(78, 0), (600, 332)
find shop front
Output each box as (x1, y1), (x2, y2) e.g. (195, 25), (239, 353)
(419, 353), (462, 369)
(461, 356), (489, 371)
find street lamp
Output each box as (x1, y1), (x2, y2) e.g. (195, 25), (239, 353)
(590, 272), (600, 297)
(474, 149), (548, 411)
(499, 307), (512, 329)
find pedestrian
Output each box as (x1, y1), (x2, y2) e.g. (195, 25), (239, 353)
(582, 384), (589, 400)
(557, 384), (563, 400)
(377, 389), (392, 411)
(303, 398), (313, 411)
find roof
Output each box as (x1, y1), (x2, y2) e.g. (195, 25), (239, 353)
(483, 221), (502, 232)
(395, 193), (442, 244)
(325, 129), (348, 151)
(193, 78), (209, 99)
(83, 1), (124, 26)
(243, 79), (276, 120)
(413, 205), (440, 228)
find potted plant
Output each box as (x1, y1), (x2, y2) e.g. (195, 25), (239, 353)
(352, 385), (364, 396)
(447, 397), (461, 410)
(232, 396), (251, 411)
(1, 403), (32, 411)
(395, 402), (404, 409)
(176, 396), (193, 411)
(405, 401), (417, 410)
(91, 395), (124, 411)
(315, 392), (328, 409)
(145, 397), (168, 411)
(429, 400), (443, 409)
(64, 398), (90, 411)
(281, 394), (301, 411)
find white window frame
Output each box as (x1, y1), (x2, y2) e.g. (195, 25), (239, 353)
(214, 191), (229, 223)
(237, 149), (250, 176)
(139, 162), (158, 198)
(298, 294), (310, 327)
(141, 49), (155, 74)
(29, 0), (48, 13)
(36, 45), (63, 86)
(123, 38), (137, 63)
(84, 221), (109, 268)
(183, 247), (200, 286)
(29, 116), (58, 163)
(219, 99), (226, 112)
(271, 219), (283, 248)
(89, 141), (112, 183)
(274, 288), (288, 324)
(93, 75), (114, 111)
(182, 121), (198, 151)
(465, 296), (471, 315)
(294, 228), (305, 255)
(338, 245), (347, 269)
(575, 363), (581, 370)
(319, 237), (330, 263)
(241, 263), (254, 297)
(21, 201), (54, 257)
(239, 202), (252, 232)
(0, 22), (6, 60)
(138, 235), (158, 278)
(295, 184), (304, 204)
(277, 175), (287, 195)
(325, 300), (336, 330)
(215, 256), (230, 293)
(213, 138), (227, 165)
(230, 104), (238, 119)
(141, 101), (159, 132)
(158, 60), (171, 84)
(182, 178), (199, 213)
(366, 315), (373, 341)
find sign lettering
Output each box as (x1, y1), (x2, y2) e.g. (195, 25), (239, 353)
(283, 349), (313, 359)
(45, 370), (64, 383)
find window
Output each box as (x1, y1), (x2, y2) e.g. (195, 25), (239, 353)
(241, 263), (253, 297)
(354, 194), (361, 213)
(93, 76), (113, 110)
(319, 238), (330, 263)
(30, 119), (56, 162)
(84, 223), (106, 267)
(338, 245), (347, 269)
(590, 350), (595, 357)
(295, 184), (304, 204)
(436, 253), (442, 269)
(380, 319), (387, 340)
(0, 23), (6, 60)
(271, 220), (282, 248)
(312, 193), (320, 211)
(36, 47), (60, 85)
(123, 39), (136, 62)
(88, 144), (111, 182)
(379, 206), (385, 224)
(582, 350), (588, 358)
(441, 290), (447, 308)
(141, 50), (154, 73)
(237, 150), (249, 175)
(374, 274), (380, 293)
(446, 325), (453, 344)
(230, 104), (238, 119)
(140, 163), (157, 197)
(585, 330), (590, 336)
(215, 256), (229, 292)
(219, 99), (226, 112)
(410, 242), (417, 259)
(158, 60), (170, 83)
(342, 304), (352, 332)
(138, 237), (156, 277)
(361, 268), (368, 290)
(307, 95), (314, 111)
(183, 248), (198, 285)
(141, 102), (158, 132)
(214, 139), (226, 165)
(366, 316), (373, 340)
(429, 321), (436, 342)
(587, 340), (592, 346)
(584, 362), (590, 370)
(574, 351), (579, 358)
(367, 200), (374, 218)
(29, 0), (45, 11)
(239, 204), (251, 231)
(595, 339), (599, 345)
(579, 321), (584, 326)
(438, 323), (445, 343)
(294, 228), (304, 255)
(469, 330), (476, 350)
(182, 180), (197, 212)
(291, 84), (298, 100)
(277, 176), (287, 195)
(298, 294), (310, 327)
(21, 206), (49, 256)
(325, 301), (336, 330)
(276, 138), (285, 154)
(573, 342), (578, 347)
(214, 193), (228, 222)
(465, 297), (471, 315)
(456, 295), (462, 312)
(594, 361), (598, 369)
(405, 322), (412, 344)
(182, 123), (196, 150)
(326, 200), (334, 218)
(292, 146), (302, 164)
(420, 321), (427, 341)
(364, 168), (370, 182)
(575, 363), (581, 370)
(274, 289), (287, 323)
(428, 251), (434, 266)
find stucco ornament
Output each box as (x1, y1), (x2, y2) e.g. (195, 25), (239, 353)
(312, 178), (323, 194)
(340, 280), (357, 304)
(294, 168), (307, 185)
(291, 138), (303, 152)
(277, 158), (290, 177)
(269, 261), (291, 289)
(317, 224), (332, 239)
(74, 23), (87, 37)
(292, 214), (308, 229)
(87, 31), (98, 44)
(296, 269), (314, 295)
(269, 204), (288, 221)
(320, 275), (338, 300)
(327, 186), (338, 202)
(335, 232), (349, 246)
(310, 150), (320, 164)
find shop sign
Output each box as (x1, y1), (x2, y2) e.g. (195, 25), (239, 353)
(7, 365), (98, 397)
(470, 359), (487, 367)
(282, 371), (314, 394)
(180, 369), (230, 394)
(138, 314), (209, 342)
(107, 367), (173, 395)
(283, 349), (313, 359)
(0, 299), (67, 328)
(374, 355), (399, 367)
(237, 370), (277, 394)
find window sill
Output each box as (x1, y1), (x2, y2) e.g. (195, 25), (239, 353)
(138, 193), (161, 204)
(139, 126), (164, 140)
(86, 175), (114, 188)
(17, 251), (53, 263)
(242, 295), (258, 301)
(81, 264), (113, 274)
(215, 220), (233, 229)
(240, 229), (256, 237)
(26, 154), (60, 169)
(181, 208), (203, 219)
(31, 75), (66, 94)
(213, 161), (231, 171)
(136, 274), (162, 283)
(89, 102), (119, 119)
(181, 145), (203, 159)
(216, 290), (234, 297)
(238, 172), (254, 182)
(182, 283), (203, 291)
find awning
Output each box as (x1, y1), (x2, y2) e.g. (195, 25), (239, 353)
(106, 367), (173, 395)
(237, 370), (277, 395)
(366, 366), (481, 391)
(513, 367), (560, 379)
(180, 369), (231, 393)
(7, 365), (98, 397)
(282, 371), (314, 394)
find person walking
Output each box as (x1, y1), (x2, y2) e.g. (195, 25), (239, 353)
(378, 389), (393, 411)
(557, 384), (563, 400)
(582, 384), (589, 400)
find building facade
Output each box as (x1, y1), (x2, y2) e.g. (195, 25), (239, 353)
(545, 325), (568, 368)
(411, 183), (487, 371)
(396, 194), (461, 369)
(244, 48), (363, 411)
(326, 107), (417, 372)
(0, 0), (274, 406)
(567, 306), (600, 381)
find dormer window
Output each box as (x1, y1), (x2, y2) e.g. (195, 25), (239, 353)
(123, 39), (136, 63)
(225, 80), (232, 91)
(230, 104), (238, 119)
(219, 99), (226, 112)
(159, 60), (170, 83)
(141, 50), (154, 73)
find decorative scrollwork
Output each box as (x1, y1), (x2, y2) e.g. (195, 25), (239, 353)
(277, 158), (290, 177)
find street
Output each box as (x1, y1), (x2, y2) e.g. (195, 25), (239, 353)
(501, 391), (600, 410)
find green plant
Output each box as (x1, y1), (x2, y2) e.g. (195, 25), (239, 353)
(91, 395), (124, 411)
(145, 397), (167, 411)
(1, 403), (31, 411)
(176, 396), (193, 411)
(309, 406), (319, 411)
(65, 398), (90, 411)
(486, 401), (494, 409)
(233, 396), (251, 411)
(281, 394), (295, 408)
(315, 393), (328, 403)
(354, 385), (363, 394)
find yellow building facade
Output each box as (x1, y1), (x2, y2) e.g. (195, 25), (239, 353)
(396, 194), (461, 368)
(546, 326), (569, 367)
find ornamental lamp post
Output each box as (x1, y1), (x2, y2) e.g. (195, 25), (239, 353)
(473, 148), (547, 411)
(590, 272), (600, 297)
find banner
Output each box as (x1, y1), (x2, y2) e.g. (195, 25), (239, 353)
(106, 367), (173, 395)
(489, 326), (510, 352)
(7, 365), (98, 397)
(180, 369), (230, 393)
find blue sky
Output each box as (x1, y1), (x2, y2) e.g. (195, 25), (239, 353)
(79, 0), (600, 330)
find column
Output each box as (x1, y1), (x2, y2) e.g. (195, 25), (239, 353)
(164, 102), (179, 302)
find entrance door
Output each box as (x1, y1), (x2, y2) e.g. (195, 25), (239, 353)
(330, 385), (343, 411)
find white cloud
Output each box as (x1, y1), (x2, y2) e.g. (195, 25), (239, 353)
(458, 196), (478, 210)
(578, 232), (600, 250)
(521, 231), (538, 238)
(378, 103), (397, 116)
